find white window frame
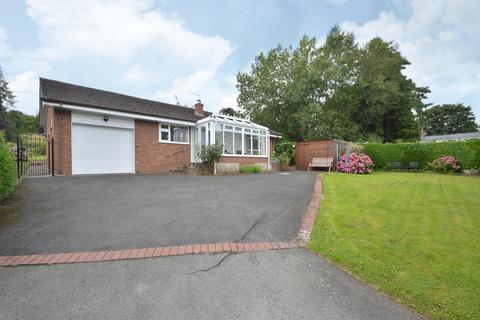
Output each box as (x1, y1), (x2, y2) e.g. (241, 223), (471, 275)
(158, 123), (189, 144)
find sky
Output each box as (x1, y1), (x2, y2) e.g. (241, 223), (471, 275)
(0, 0), (479, 121)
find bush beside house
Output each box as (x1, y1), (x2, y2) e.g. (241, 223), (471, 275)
(0, 133), (16, 201)
(364, 140), (480, 170)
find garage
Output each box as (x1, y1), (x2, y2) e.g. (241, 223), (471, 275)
(72, 111), (135, 175)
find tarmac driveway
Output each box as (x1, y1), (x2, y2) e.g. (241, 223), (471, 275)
(0, 172), (315, 255)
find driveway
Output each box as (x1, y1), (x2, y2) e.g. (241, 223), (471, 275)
(0, 249), (419, 320)
(0, 172), (315, 255)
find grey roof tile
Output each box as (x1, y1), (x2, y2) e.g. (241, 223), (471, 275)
(39, 78), (210, 122)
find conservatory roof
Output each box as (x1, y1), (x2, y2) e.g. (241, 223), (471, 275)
(196, 114), (269, 130)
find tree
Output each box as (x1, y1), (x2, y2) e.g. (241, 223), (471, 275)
(219, 107), (243, 118)
(0, 68), (15, 131)
(354, 38), (421, 142)
(3, 110), (39, 141)
(423, 104), (478, 135)
(237, 27), (427, 142)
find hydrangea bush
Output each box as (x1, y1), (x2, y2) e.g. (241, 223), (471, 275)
(428, 155), (461, 173)
(337, 153), (374, 174)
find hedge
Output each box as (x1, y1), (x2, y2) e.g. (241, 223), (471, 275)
(364, 140), (480, 170)
(0, 133), (16, 201)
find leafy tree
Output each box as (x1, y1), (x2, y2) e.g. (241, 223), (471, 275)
(354, 38), (421, 142)
(423, 104), (478, 135)
(3, 110), (39, 141)
(0, 68), (15, 131)
(219, 107), (243, 118)
(237, 27), (427, 142)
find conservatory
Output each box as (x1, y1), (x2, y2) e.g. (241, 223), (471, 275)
(192, 114), (270, 163)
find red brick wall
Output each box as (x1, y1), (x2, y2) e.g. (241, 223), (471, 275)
(53, 109), (72, 175)
(135, 120), (191, 173)
(270, 137), (276, 158)
(219, 156), (267, 167)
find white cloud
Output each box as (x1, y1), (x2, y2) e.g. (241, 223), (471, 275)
(9, 70), (39, 115)
(4, 0), (236, 114)
(25, 0), (234, 67)
(0, 27), (10, 57)
(154, 69), (237, 112)
(121, 65), (150, 84)
(341, 0), (480, 119)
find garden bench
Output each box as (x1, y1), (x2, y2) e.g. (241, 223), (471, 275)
(388, 162), (401, 170)
(308, 157), (334, 172)
(408, 162), (419, 171)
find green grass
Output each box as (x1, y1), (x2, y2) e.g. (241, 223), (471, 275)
(240, 164), (262, 174)
(308, 172), (480, 320)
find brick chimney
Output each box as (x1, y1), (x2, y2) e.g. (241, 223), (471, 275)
(194, 99), (204, 116)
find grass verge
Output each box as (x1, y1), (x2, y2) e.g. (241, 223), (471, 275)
(308, 172), (480, 320)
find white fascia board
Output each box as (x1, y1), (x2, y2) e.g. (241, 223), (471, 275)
(44, 101), (196, 126)
(196, 113), (269, 130)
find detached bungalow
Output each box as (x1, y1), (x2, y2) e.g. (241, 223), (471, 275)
(39, 78), (279, 175)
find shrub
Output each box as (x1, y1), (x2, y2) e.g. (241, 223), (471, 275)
(364, 140), (480, 169)
(337, 153), (374, 174)
(428, 155), (461, 173)
(277, 153), (291, 171)
(198, 143), (223, 174)
(240, 164), (262, 174)
(0, 133), (16, 201)
(274, 140), (295, 166)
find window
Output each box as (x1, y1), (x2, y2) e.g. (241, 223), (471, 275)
(224, 131), (234, 154)
(159, 123), (189, 143)
(170, 125), (188, 143)
(215, 129), (223, 145)
(206, 121), (268, 157)
(244, 133), (252, 155)
(252, 135), (259, 155)
(234, 132), (242, 155)
(160, 124), (170, 142)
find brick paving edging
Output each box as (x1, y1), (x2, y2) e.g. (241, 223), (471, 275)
(0, 242), (297, 267)
(0, 173), (323, 267)
(297, 173), (322, 245)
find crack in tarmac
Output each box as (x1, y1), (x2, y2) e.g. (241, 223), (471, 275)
(187, 253), (233, 274)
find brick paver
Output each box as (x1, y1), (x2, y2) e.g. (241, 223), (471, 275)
(0, 174), (322, 267)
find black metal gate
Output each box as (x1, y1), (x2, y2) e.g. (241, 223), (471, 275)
(14, 134), (53, 178)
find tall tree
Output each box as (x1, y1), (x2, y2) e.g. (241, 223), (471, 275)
(219, 107), (243, 118)
(355, 38), (421, 142)
(237, 28), (427, 142)
(0, 68), (15, 130)
(423, 104), (478, 135)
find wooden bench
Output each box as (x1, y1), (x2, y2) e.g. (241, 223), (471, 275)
(308, 157), (334, 172)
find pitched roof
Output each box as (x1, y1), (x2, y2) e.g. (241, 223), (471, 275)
(39, 78), (210, 122)
(422, 131), (480, 142)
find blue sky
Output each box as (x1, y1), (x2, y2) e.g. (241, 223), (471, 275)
(1, 0), (479, 122)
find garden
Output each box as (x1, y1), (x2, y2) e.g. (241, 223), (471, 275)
(306, 139), (480, 319)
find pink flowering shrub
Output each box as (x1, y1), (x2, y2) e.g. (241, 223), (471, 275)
(337, 153), (374, 174)
(428, 155), (461, 173)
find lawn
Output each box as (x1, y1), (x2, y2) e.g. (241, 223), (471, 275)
(308, 172), (480, 320)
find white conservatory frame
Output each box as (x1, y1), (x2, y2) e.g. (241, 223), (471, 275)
(191, 114), (271, 163)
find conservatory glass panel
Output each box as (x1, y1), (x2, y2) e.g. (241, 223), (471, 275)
(259, 135), (266, 156)
(201, 126), (206, 146)
(244, 134), (252, 155)
(252, 135), (259, 155)
(234, 132), (242, 155)
(215, 128), (223, 146)
(224, 131), (234, 154)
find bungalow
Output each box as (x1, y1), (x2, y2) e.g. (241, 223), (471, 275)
(39, 78), (279, 175)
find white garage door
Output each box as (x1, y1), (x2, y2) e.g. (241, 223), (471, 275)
(72, 123), (134, 175)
